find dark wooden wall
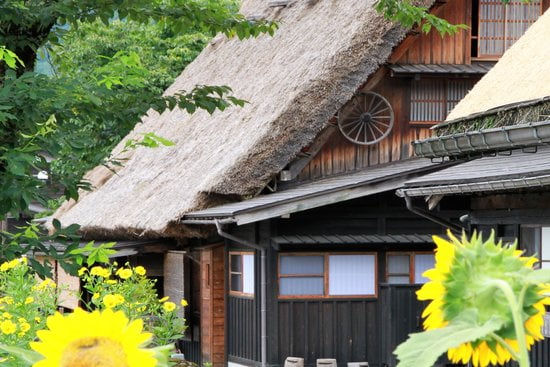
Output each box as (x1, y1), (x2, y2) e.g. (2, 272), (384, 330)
(296, 73), (434, 182)
(392, 0), (472, 64)
(276, 193), (464, 237)
(270, 282), (425, 367)
(228, 296), (259, 362)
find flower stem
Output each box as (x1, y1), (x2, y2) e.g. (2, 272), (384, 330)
(489, 332), (519, 361)
(491, 279), (530, 367)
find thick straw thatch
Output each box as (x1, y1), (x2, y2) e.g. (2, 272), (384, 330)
(442, 8), (550, 127)
(54, 0), (408, 239)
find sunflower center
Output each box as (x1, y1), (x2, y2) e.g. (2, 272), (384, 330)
(60, 336), (129, 367)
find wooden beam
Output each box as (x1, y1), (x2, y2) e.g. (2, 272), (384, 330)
(233, 173), (427, 225)
(286, 124), (338, 180)
(360, 66), (388, 91)
(471, 209), (550, 225)
(388, 32), (420, 63)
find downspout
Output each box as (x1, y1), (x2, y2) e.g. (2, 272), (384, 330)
(402, 192), (464, 234)
(215, 221), (268, 367)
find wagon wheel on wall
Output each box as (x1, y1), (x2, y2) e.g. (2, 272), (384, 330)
(337, 91), (394, 145)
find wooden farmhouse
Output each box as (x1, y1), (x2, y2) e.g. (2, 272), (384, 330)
(397, 10), (550, 367)
(52, 0), (550, 366)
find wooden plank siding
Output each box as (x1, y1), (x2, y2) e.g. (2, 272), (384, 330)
(393, 0), (472, 64)
(297, 75), (432, 182)
(228, 296), (259, 362)
(273, 284), (424, 367)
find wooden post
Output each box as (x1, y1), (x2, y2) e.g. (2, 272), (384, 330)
(164, 251), (186, 318)
(200, 245), (225, 367)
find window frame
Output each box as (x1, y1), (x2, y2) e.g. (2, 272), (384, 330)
(277, 252), (378, 299)
(409, 77), (478, 126)
(473, 0), (542, 60)
(538, 227), (550, 269)
(386, 251), (434, 285)
(229, 251), (255, 297)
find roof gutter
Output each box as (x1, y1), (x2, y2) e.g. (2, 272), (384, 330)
(214, 221), (267, 367)
(397, 174), (550, 198)
(412, 120), (550, 158)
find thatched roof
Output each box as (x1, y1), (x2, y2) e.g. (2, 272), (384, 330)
(54, 0), (409, 239)
(437, 8), (550, 134)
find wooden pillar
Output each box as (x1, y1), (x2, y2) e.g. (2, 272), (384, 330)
(164, 251), (185, 318)
(200, 245), (225, 367)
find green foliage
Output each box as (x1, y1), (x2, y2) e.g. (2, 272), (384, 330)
(0, 47), (23, 70)
(0, 1), (277, 67)
(79, 262), (187, 346)
(375, 0), (468, 36)
(51, 18), (210, 95)
(0, 258), (59, 366)
(0, 1), (276, 275)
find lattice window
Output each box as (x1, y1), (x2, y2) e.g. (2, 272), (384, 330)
(410, 78), (477, 124)
(477, 0), (541, 58)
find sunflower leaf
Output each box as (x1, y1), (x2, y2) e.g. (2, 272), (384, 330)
(0, 343), (42, 365)
(394, 316), (504, 367)
(524, 269), (550, 284)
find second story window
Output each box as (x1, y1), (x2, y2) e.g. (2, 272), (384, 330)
(474, 0), (541, 59)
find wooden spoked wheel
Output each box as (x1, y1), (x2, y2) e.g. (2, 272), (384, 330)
(337, 92), (394, 145)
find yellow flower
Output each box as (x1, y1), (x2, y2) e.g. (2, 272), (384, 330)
(34, 317), (41, 323)
(159, 296), (169, 303)
(180, 299), (188, 307)
(102, 294), (125, 309)
(30, 308), (156, 367)
(25, 297), (34, 305)
(135, 266), (146, 276)
(0, 263), (9, 272)
(2, 312), (11, 319)
(34, 278), (56, 291)
(418, 231), (548, 367)
(19, 321), (30, 333)
(77, 267), (87, 276)
(92, 293), (100, 300)
(0, 320), (16, 335)
(117, 268), (133, 280)
(3, 297), (13, 305)
(163, 302), (176, 312)
(106, 279), (118, 284)
(90, 266), (110, 278)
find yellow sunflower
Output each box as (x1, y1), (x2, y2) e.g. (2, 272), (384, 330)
(417, 231), (549, 367)
(30, 308), (156, 367)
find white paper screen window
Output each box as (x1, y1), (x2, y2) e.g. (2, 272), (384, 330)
(414, 254), (435, 284)
(279, 255), (324, 295)
(243, 254), (255, 294)
(328, 255), (375, 296)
